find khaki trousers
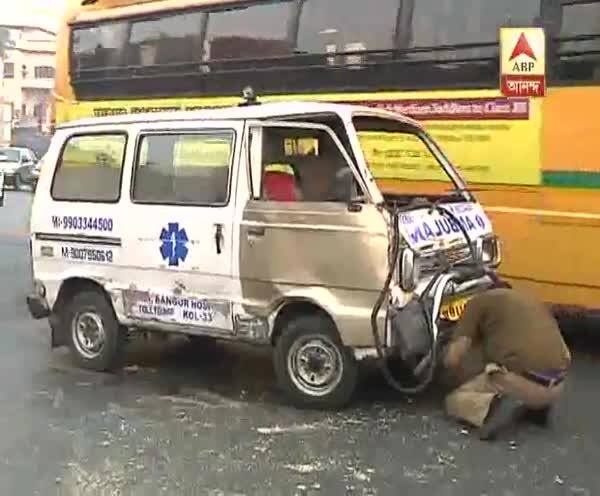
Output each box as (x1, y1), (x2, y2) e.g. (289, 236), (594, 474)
(442, 346), (565, 428)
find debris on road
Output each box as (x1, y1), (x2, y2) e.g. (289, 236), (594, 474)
(283, 462), (323, 474)
(256, 421), (335, 435)
(52, 388), (64, 408)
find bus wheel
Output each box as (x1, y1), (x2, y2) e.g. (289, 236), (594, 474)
(273, 314), (358, 410)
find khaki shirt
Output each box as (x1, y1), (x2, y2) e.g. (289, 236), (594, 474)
(451, 288), (571, 374)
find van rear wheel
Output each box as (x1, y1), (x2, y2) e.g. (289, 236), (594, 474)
(273, 315), (358, 410)
(65, 290), (124, 372)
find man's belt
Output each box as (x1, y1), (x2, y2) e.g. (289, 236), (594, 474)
(522, 369), (567, 388)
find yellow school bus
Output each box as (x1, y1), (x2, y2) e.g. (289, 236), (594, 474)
(54, 0), (600, 313)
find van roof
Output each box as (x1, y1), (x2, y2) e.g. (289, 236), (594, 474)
(56, 100), (422, 130)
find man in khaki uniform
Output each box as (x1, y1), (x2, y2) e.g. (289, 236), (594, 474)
(441, 285), (571, 440)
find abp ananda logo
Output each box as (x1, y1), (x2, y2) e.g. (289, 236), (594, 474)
(500, 27), (546, 97)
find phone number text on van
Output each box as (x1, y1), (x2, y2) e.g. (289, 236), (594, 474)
(61, 246), (114, 263)
(52, 215), (113, 232)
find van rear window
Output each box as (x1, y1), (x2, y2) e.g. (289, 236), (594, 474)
(51, 133), (127, 202)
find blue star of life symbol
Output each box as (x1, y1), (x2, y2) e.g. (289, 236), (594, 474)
(159, 222), (189, 267)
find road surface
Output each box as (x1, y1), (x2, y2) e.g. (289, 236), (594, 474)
(0, 191), (597, 495)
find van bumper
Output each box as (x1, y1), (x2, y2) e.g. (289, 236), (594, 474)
(26, 294), (50, 319)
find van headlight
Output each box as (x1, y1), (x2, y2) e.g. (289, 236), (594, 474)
(481, 235), (501, 267)
(400, 248), (420, 292)
(474, 238), (484, 263)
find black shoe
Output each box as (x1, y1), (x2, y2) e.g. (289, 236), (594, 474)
(524, 407), (551, 427)
(478, 395), (528, 441)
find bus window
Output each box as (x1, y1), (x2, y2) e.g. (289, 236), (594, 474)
(296, 0), (399, 59)
(410, 0), (540, 57)
(557, 1), (600, 82)
(561, 1), (600, 37)
(129, 11), (206, 65)
(204, 1), (294, 61)
(72, 21), (129, 69)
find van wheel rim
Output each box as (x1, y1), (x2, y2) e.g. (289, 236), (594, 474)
(72, 311), (106, 359)
(287, 335), (343, 397)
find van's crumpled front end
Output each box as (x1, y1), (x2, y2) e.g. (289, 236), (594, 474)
(395, 200), (500, 312)
(373, 197), (501, 392)
(351, 111), (502, 392)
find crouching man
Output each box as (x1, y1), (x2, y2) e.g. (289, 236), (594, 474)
(441, 284), (571, 440)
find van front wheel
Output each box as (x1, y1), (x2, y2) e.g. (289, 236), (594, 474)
(65, 290), (124, 372)
(273, 315), (358, 410)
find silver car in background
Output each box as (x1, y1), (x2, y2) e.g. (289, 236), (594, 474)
(0, 146), (40, 191)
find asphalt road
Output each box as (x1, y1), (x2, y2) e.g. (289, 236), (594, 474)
(0, 191), (598, 496)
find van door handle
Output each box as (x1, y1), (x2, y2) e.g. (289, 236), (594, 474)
(247, 226), (265, 237)
(214, 223), (223, 254)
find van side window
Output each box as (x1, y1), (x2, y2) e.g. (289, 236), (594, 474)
(51, 133), (126, 202)
(132, 131), (234, 205)
(260, 127), (356, 203)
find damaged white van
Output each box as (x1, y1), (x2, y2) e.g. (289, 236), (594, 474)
(21, 94), (501, 409)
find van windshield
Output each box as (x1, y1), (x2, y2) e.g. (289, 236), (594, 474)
(352, 116), (468, 203)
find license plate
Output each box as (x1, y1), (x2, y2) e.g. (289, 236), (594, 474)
(440, 296), (470, 322)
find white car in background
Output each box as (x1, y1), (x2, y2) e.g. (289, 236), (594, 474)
(0, 146), (40, 191)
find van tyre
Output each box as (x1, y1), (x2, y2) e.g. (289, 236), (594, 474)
(64, 290), (125, 372)
(273, 315), (358, 410)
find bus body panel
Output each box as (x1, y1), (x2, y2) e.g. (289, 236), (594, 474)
(51, 0), (600, 313)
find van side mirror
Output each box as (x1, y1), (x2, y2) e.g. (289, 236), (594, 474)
(347, 200), (363, 213)
(334, 167), (355, 203)
(334, 167), (364, 212)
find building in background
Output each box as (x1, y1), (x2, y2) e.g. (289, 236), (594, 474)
(0, 18), (56, 153)
(0, 19), (56, 134)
